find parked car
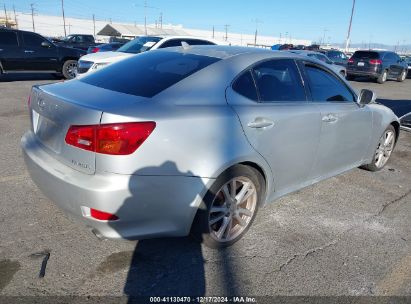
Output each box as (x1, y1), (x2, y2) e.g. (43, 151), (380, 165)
(322, 49), (349, 66)
(77, 35), (220, 76)
(22, 46), (399, 248)
(0, 28), (86, 79)
(346, 50), (408, 83)
(404, 56), (411, 77)
(87, 42), (125, 54)
(55, 34), (96, 51)
(289, 50), (347, 77)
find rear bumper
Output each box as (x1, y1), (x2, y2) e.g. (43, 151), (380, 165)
(346, 69), (380, 78)
(21, 131), (211, 240)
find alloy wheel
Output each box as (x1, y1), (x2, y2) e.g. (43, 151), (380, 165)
(208, 176), (257, 243)
(375, 129), (395, 168)
(66, 62), (78, 79)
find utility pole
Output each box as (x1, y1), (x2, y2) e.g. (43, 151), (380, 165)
(144, 0), (147, 35)
(30, 3), (35, 32)
(13, 5), (18, 29)
(92, 14), (96, 37)
(61, 0), (67, 36)
(322, 29), (328, 46)
(212, 25), (214, 39)
(3, 4), (8, 27)
(224, 24), (230, 41)
(159, 12), (162, 29)
(252, 19), (263, 46)
(345, 0), (356, 52)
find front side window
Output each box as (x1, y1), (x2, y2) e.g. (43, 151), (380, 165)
(232, 71), (258, 101)
(305, 65), (355, 102)
(80, 51), (220, 98)
(22, 32), (46, 47)
(252, 59), (306, 102)
(0, 31), (18, 46)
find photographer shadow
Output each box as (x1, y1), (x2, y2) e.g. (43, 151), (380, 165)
(110, 161), (207, 297)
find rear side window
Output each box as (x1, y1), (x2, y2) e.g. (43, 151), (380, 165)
(0, 31), (18, 46)
(80, 51), (220, 98)
(232, 71), (258, 101)
(305, 65), (355, 102)
(252, 59), (306, 102)
(352, 51), (380, 60)
(23, 32), (46, 47)
(185, 39), (215, 46)
(159, 39), (182, 48)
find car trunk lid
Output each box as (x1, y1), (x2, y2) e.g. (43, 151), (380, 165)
(29, 81), (140, 174)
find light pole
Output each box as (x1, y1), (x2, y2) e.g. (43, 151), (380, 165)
(345, 0), (356, 52)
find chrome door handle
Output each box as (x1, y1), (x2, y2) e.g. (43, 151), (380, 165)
(322, 114), (338, 123)
(247, 118), (275, 129)
(0, 49), (3, 52)
(24, 50), (34, 53)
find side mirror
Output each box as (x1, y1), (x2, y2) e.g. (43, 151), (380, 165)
(359, 89), (376, 105)
(41, 41), (51, 48)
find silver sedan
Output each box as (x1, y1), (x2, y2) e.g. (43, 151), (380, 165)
(21, 46), (399, 248)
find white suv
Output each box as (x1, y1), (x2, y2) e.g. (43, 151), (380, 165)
(77, 36), (222, 76)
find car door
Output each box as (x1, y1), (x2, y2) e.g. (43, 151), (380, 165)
(390, 53), (404, 77)
(226, 59), (322, 195)
(301, 62), (373, 180)
(0, 31), (24, 71)
(21, 31), (59, 71)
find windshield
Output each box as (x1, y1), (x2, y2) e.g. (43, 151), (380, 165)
(352, 51), (380, 59)
(308, 53), (333, 64)
(80, 51), (221, 98)
(117, 36), (162, 54)
(62, 35), (74, 42)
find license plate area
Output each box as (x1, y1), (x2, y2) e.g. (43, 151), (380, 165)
(33, 109), (63, 153)
(358, 62), (365, 66)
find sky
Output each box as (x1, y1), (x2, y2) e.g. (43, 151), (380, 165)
(3, 0), (411, 45)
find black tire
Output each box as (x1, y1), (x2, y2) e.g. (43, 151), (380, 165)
(361, 125), (396, 172)
(397, 69), (407, 82)
(62, 60), (78, 79)
(346, 74), (355, 81)
(377, 70), (388, 84)
(191, 165), (265, 249)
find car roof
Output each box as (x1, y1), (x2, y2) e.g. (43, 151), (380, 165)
(157, 45), (315, 61)
(288, 50), (325, 56)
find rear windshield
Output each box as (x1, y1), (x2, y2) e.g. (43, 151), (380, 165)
(352, 51), (380, 59)
(80, 51), (220, 98)
(117, 36), (162, 54)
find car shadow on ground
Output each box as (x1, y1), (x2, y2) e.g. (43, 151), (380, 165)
(107, 161), (241, 299)
(0, 73), (62, 82)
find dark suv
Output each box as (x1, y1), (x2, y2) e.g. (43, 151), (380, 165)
(54, 34), (96, 51)
(0, 29), (86, 79)
(346, 50), (408, 83)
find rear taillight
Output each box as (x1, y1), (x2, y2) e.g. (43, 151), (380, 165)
(65, 122), (156, 155)
(90, 208), (119, 221)
(348, 58), (354, 64)
(369, 59), (382, 65)
(91, 47), (100, 53)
